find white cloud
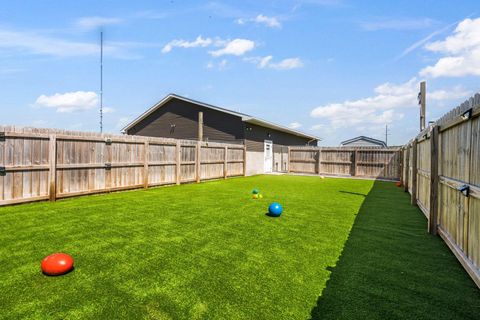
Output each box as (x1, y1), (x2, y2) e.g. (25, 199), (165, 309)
(288, 122), (302, 129)
(247, 55), (304, 70)
(161, 36), (255, 58)
(396, 20), (459, 60)
(360, 18), (435, 31)
(311, 103), (404, 129)
(206, 59), (228, 70)
(75, 16), (123, 30)
(0, 27), (139, 58)
(270, 57), (303, 70)
(236, 15), (281, 28)
(306, 17), (476, 143)
(428, 86), (471, 101)
(162, 36), (213, 53)
(209, 39), (255, 57)
(420, 18), (480, 77)
(310, 78), (469, 129)
(255, 15), (281, 28)
(258, 56), (273, 68)
(0, 28), (98, 56)
(35, 91), (98, 113)
(425, 18), (480, 53)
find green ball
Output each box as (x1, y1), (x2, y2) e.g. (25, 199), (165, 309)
(252, 189), (259, 194)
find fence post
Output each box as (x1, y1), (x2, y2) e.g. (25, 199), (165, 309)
(316, 148), (321, 175)
(399, 148), (404, 185)
(143, 141), (149, 188)
(243, 142), (247, 176)
(48, 134), (57, 202)
(287, 147), (291, 173)
(411, 139), (418, 206)
(198, 111), (203, 141)
(224, 146), (228, 178)
(428, 126), (439, 235)
(352, 150), (358, 177)
(176, 141), (181, 185)
(196, 141), (201, 182)
(105, 137), (112, 190)
(404, 144), (410, 192)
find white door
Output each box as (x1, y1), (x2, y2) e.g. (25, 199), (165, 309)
(264, 140), (273, 173)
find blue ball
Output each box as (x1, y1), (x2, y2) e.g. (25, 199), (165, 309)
(268, 202), (283, 217)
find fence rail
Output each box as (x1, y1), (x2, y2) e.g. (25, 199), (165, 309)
(0, 126), (246, 206)
(288, 147), (402, 180)
(402, 93), (480, 288)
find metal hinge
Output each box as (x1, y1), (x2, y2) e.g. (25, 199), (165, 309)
(461, 109), (473, 121)
(0, 166), (5, 176)
(0, 132), (5, 141)
(457, 184), (470, 197)
(105, 163), (112, 170)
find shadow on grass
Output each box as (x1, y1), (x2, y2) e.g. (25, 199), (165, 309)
(42, 266), (75, 277)
(265, 212), (281, 217)
(338, 191), (367, 197)
(311, 181), (480, 320)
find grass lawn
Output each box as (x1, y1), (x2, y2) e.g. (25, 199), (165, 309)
(0, 175), (478, 319)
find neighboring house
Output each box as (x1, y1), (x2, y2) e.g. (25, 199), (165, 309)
(340, 136), (387, 148)
(122, 94), (319, 175)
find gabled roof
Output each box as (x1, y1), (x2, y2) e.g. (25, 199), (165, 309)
(122, 94), (320, 140)
(340, 136), (387, 147)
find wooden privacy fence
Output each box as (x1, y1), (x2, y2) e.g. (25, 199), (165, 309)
(0, 126), (246, 206)
(402, 93), (480, 287)
(288, 147), (402, 180)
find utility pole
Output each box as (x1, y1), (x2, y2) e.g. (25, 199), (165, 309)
(419, 81), (426, 132)
(100, 31), (103, 133)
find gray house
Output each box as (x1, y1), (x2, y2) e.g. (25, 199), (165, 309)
(122, 94), (319, 175)
(340, 136), (387, 148)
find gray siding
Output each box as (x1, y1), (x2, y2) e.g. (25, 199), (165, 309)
(244, 123), (316, 152)
(126, 97), (317, 152)
(342, 139), (384, 147)
(127, 99), (244, 142)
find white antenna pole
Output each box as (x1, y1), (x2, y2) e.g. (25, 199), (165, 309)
(100, 31), (103, 133)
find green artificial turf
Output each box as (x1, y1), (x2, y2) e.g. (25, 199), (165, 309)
(0, 175), (478, 319)
(311, 180), (480, 320)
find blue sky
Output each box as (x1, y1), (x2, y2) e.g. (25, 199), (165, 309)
(0, 0), (479, 145)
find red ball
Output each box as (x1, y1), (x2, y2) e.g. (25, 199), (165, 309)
(41, 253), (74, 276)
